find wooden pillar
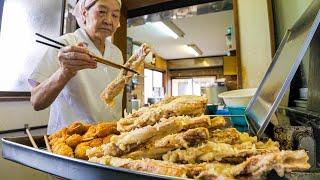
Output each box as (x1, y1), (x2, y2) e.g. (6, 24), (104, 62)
(307, 26), (320, 112)
(266, 0), (276, 57)
(232, 0), (242, 89)
(112, 4), (127, 115)
(113, 4), (127, 62)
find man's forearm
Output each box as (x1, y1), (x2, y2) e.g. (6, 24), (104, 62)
(31, 68), (74, 111)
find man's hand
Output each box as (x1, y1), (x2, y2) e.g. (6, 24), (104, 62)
(58, 43), (97, 77)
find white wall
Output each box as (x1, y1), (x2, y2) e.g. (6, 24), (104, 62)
(0, 101), (49, 131)
(0, 101), (49, 180)
(237, 0), (273, 88)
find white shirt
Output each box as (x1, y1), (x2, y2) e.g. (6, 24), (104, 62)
(29, 29), (123, 134)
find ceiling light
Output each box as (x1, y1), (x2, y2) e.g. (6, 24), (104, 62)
(150, 21), (185, 39)
(185, 44), (203, 57)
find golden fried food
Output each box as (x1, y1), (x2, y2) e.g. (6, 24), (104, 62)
(101, 44), (150, 107)
(67, 121), (89, 135)
(65, 134), (83, 149)
(52, 143), (74, 157)
(75, 142), (90, 160)
(89, 150), (310, 179)
(46, 94), (311, 180)
(95, 122), (117, 138)
(117, 96), (208, 132)
(198, 150), (310, 179)
(181, 115), (226, 130)
(86, 146), (104, 159)
(103, 135), (113, 144)
(82, 122), (118, 139)
(104, 118), (184, 156)
(49, 136), (69, 147)
(74, 138), (104, 160)
(82, 126), (96, 140)
(100, 73), (131, 107)
(122, 128), (209, 160)
(89, 155), (189, 178)
(48, 128), (68, 140)
(89, 138), (103, 147)
(162, 138), (281, 164)
(210, 128), (241, 144)
(155, 127), (209, 149)
(83, 124), (92, 131)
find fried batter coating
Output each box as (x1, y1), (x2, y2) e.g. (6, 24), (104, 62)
(82, 122), (117, 139)
(52, 143), (74, 157)
(82, 126), (96, 139)
(103, 135), (113, 144)
(65, 134), (83, 149)
(49, 136), (69, 147)
(75, 142), (90, 160)
(75, 139), (103, 160)
(89, 138), (103, 147)
(95, 122), (117, 138)
(48, 128), (68, 140)
(67, 121), (89, 135)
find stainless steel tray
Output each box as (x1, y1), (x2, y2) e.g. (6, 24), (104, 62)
(245, 0), (320, 138)
(1, 136), (184, 180)
(3, 135), (318, 180)
(0, 116), (239, 180)
(2, 117), (317, 180)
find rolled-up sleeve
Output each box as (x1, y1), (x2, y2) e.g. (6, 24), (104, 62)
(28, 46), (60, 85)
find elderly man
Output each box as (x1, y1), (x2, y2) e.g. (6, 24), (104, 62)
(28, 0), (148, 134)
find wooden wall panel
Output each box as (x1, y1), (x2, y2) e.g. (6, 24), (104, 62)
(112, 5), (127, 113)
(113, 5), (127, 62)
(169, 67), (223, 78)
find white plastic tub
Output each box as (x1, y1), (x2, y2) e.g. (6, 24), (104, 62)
(218, 88), (257, 107)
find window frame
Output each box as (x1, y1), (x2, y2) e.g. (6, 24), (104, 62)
(0, 0), (3, 32)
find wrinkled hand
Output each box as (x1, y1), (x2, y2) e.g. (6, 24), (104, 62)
(58, 43), (97, 77)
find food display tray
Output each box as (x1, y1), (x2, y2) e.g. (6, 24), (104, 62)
(1, 136), (183, 180)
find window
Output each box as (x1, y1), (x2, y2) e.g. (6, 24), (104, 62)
(172, 79), (193, 96)
(172, 76), (216, 96)
(0, 0), (63, 94)
(144, 69), (164, 104)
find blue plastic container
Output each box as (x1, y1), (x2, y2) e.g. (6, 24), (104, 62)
(227, 106), (247, 126)
(215, 108), (229, 115)
(233, 125), (249, 132)
(204, 104), (218, 115)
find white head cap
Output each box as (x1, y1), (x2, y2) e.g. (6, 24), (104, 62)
(72, 0), (121, 28)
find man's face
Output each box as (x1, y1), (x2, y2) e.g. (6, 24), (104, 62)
(84, 0), (121, 39)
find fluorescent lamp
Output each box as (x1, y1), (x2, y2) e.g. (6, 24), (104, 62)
(185, 44), (203, 57)
(150, 21), (184, 39)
